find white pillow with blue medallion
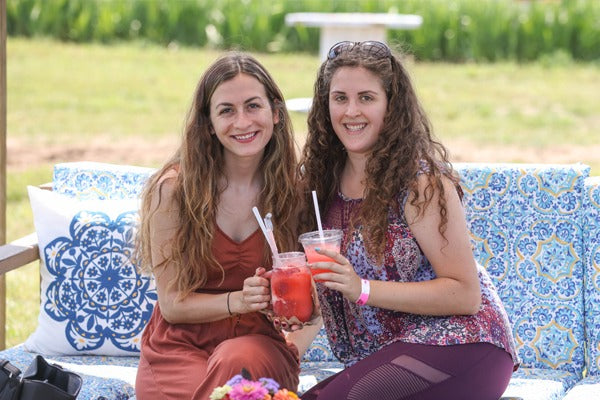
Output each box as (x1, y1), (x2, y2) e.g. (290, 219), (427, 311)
(25, 186), (156, 356)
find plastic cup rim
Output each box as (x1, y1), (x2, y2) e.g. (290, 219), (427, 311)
(298, 229), (343, 244)
(275, 251), (306, 259)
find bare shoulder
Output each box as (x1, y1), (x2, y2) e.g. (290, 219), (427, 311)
(150, 168), (180, 211)
(405, 172), (462, 223)
(413, 172), (460, 200)
(157, 168), (178, 193)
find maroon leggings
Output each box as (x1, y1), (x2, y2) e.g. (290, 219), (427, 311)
(301, 342), (513, 400)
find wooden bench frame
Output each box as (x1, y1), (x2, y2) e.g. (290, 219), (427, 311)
(0, 234), (39, 349)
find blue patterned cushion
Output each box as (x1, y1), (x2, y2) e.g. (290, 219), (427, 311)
(583, 176), (600, 376)
(562, 374), (600, 399)
(301, 326), (337, 363)
(53, 162), (155, 200)
(456, 163), (590, 379)
(25, 185), (156, 356)
(0, 345), (137, 400)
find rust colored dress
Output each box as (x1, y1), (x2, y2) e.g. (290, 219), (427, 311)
(135, 226), (300, 400)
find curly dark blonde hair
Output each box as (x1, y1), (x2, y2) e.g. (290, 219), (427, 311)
(298, 44), (461, 262)
(136, 52), (300, 297)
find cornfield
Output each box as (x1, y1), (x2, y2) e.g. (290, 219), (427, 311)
(6, 0), (600, 62)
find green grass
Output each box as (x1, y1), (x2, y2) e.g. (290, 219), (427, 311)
(3, 38), (600, 347)
(4, 167), (52, 347)
(414, 61), (600, 146)
(7, 38), (318, 145)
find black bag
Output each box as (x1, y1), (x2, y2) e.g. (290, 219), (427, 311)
(0, 355), (82, 400)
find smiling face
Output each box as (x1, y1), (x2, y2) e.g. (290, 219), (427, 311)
(328, 66), (388, 158)
(209, 73), (279, 161)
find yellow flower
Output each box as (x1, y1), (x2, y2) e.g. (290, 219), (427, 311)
(209, 384), (232, 400)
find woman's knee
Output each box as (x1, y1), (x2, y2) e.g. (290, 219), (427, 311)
(209, 335), (274, 371)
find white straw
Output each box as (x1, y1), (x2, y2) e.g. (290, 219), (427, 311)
(252, 206), (269, 235)
(252, 207), (279, 258)
(312, 190), (324, 239)
(264, 213), (279, 259)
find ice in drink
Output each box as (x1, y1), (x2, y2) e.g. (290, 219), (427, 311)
(298, 229), (343, 278)
(271, 252), (313, 323)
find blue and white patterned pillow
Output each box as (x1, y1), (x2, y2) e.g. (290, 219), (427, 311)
(583, 177), (600, 376)
(456, 163), (588, 377)
(53, 162), (155, 201)
(25, 186), (156, 356)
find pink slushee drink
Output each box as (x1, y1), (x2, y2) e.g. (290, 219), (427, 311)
(298, 229), (343, 278)
(271, 252), (313, 323)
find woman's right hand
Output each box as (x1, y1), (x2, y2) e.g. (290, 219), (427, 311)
(311, 248), (363, 303)
(240, 267), (272, 314)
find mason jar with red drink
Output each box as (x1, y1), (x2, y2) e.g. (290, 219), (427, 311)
(270, 252), (313, 323)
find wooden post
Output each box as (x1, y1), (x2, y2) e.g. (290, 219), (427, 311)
(1, 0), (8, 350)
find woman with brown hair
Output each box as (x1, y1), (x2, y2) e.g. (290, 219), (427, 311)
(134, 52), (302, 399)
(298, 41), (519, 400)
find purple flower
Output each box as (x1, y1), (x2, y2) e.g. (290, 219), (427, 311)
(258, 377), (280, 393)
(225, 374), (244, 387)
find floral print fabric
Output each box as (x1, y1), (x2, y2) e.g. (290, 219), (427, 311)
(318, 191), (519, 369)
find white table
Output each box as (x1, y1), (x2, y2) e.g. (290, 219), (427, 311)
(285, 97), (313, 113)
(285, 12), (423, 61)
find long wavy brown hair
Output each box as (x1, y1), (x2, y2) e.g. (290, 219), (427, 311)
(298, 44), (461, 262)
(136, 52), (299, 297)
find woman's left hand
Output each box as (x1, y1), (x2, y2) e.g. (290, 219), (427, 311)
(311, 248), (363, 303)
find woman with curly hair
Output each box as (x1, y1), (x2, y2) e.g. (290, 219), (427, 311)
(298, 41), (519, 400)
(134, 52), (303, 399)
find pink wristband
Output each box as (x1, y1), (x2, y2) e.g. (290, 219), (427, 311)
(356, 279), (370, 305)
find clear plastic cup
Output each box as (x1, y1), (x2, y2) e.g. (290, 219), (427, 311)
(270, 252), (313, 322)
(298, 229), (343, 278)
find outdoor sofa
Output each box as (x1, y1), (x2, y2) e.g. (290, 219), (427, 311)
(0, 161), (599, 400)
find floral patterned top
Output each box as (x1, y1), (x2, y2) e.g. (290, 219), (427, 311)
(318, 191), (520, 369)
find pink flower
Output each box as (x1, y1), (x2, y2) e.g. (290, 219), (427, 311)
(228, 379), (269, 400)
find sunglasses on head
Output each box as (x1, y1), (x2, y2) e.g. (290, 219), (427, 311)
(327, 41), (392, 60)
